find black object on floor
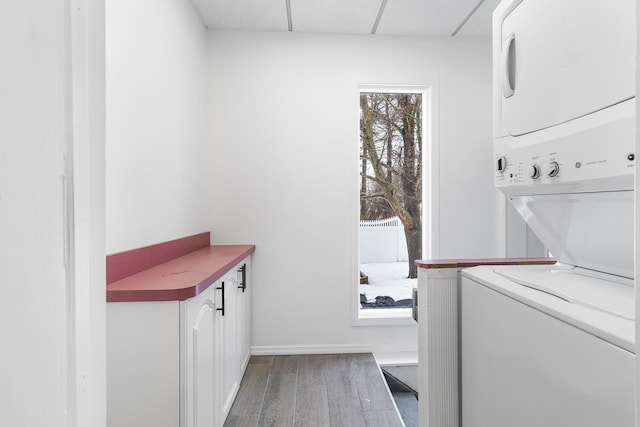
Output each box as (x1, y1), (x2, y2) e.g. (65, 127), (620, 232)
(360, 294), (413, 308)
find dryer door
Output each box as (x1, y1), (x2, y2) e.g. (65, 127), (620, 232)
(498, 0), (635, 137)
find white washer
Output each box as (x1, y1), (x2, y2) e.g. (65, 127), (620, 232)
(461, 264), (634, 427)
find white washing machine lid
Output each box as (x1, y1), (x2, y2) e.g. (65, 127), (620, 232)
(463, 265), (635, 353)
(495, 267), (634, 321)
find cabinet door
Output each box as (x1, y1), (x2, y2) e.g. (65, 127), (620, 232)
(183, 286), (219, 427)
(219, 272), (239, 420)
(236, 260), (251, 374)
(499, 0), (634, 136)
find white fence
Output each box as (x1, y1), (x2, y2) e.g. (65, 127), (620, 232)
(359, 216), (408, 263)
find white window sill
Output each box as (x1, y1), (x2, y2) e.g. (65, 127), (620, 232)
(353, 307), (417, 327)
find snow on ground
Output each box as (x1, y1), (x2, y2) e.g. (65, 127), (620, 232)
(359, 262), (416, 303)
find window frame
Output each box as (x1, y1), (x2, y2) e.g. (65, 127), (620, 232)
(352, 83), (440, 326)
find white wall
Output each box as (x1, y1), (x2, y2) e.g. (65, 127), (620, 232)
(72, 1), (107, 425)
(0, 3), (68, 423)
(106, 0), (210, 253)
(206, 32), (499, 354)
(635, 4), (639, 427)
(0, 1), (106, 425)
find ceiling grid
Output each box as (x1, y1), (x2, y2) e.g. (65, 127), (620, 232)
(190, 0), (501, 37)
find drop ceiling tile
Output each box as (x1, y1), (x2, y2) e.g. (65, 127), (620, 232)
(376, 0), (483, 36)
(291, 0), (382, 34)
(454, 0), (501, 37)
(191, 0), (289, 32)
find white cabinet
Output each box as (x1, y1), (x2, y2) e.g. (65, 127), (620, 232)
(236, 262), (251, 375)
(107, 301), (181, 427)
(183, 281), (218, 427)
(107, 256), (252, 427)
(218, 268), (239, 420)
(184, 258), (251, 426)
(215, 259), (252, 421)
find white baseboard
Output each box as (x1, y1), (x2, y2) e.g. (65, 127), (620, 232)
(374, 350), (418, 366)
(251, 343), (372, 356)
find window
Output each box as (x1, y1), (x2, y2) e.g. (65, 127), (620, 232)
(355, 85), (434, 324)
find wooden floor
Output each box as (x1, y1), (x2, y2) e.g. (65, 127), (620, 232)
(224, 353), (404, 427)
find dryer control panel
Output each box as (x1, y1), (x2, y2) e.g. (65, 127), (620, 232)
(494, 100), (635, 196)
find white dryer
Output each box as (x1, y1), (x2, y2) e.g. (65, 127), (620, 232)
(462, 0), (636, 425)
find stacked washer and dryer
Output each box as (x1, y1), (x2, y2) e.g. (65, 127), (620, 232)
(462, 0), (636, 426)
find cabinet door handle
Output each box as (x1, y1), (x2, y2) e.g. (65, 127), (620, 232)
(238, 264), (247, 292)
(216, 282), (225, 316)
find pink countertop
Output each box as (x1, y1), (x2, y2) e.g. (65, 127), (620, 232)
(415, 257), (555, 269)
(107, 244), (255, 302)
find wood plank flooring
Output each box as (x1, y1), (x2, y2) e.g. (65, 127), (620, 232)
(224, 354), (404, 427)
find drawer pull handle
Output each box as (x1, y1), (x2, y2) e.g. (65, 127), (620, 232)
(216, 282), (225, 316)
(238, 264), (247, 292)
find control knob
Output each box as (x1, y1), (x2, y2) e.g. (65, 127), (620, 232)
(496, 156), (507, 173)
(529, 164), (541, 180)
(545, 161), (560, 177)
